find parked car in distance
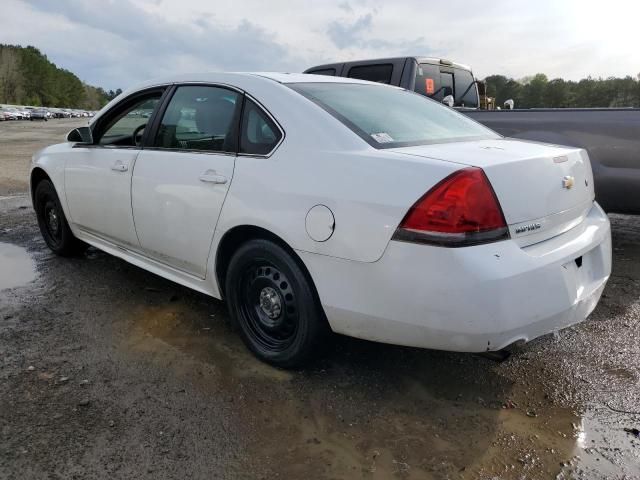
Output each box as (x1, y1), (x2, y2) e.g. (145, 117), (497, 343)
(305, 57), (640, 214)
(31, 73), (611, 367)
(6, 107), (25, 119)
(30, 108), (48, 121)
(1, 108), (17, 120)
(305, 56), (480, 107)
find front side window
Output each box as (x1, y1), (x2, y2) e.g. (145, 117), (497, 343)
(97, 95), (162, 146)
(155, 86), (240, 152)
(290, 82), (499, 149)
(240, 98), (282, 155)
(347, 64), (393, 84)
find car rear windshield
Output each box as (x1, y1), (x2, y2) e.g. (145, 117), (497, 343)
(289, 83), (498, 149)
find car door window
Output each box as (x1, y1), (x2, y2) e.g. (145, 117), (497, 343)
(239, 98), (282, 155)
(97, 95), (162, 147)
(414, 63), (442, 99)
(441, 72), (454, 99)
(155, 86), (240, 153)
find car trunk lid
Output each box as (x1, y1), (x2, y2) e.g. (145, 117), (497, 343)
(392, 138), (595, 245)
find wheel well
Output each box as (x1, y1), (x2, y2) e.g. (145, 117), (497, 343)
(30, 167), (51, 204)
(215, 225), (320, 304)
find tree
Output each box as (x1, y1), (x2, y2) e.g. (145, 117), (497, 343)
(0, 44), (110, 108)
(544, 78), (569, 108)
(520, 74), (548, 108)
(483, 72), (639, 108)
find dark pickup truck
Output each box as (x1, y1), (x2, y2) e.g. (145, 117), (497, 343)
(304, 57), (640, 214)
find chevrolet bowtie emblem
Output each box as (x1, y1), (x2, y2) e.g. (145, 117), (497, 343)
(562, 176), (575, 189)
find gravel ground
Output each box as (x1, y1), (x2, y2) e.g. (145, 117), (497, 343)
(1, 120), (639, 479)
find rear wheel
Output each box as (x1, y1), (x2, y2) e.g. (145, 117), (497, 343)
(225, 239), (328, 368)
(34, 179), (86, 256)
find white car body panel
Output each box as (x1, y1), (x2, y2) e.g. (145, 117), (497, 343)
(30, 72), (612, 353)
(299, 203), (610, 351)
(65, 147), (140, 249)
(394, 139), (595, 226)
(131, 149), (235, 278)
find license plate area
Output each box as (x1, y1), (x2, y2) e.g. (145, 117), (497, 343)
(561, 246), (606, 302)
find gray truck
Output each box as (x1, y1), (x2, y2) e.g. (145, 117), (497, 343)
(304, 57), (640, 214)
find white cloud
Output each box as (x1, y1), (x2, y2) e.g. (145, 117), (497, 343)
(1, 0), (638, 90)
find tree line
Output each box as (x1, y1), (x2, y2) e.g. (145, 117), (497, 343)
(484, 73), (640, 109)
(0, 44), (119, 110)
(2, 44), (640, 110)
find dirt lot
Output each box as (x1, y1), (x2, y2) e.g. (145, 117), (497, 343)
(1, 120), (639, 479)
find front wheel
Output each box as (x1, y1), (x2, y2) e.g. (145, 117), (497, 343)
(225, 239), (328, 368)
(34, 180), (86, 256)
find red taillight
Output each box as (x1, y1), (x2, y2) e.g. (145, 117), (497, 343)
(392, 167), (509, 247)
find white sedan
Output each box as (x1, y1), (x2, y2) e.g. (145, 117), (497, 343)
(30, 73), (611, 367)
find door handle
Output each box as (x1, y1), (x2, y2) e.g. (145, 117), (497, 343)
(199, 170), (228, 184)
(111, 161), (128, 172)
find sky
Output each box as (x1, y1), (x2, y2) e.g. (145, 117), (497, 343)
(2, 0), (639, 90)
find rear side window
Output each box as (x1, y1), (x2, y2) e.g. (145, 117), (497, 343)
(308, 68), (336, 76)
(414, 63), (442, 99)
(155, 85), (240, 152)
(239, 98), (282, 155)
(347, 64), (393, 84)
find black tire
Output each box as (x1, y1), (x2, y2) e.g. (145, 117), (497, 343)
(225, 239), (328, 368)
(34, 179), (87, 256)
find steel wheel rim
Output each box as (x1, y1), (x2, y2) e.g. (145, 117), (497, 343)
(40, 198), (63, 247)
(239, 261), (298, 352)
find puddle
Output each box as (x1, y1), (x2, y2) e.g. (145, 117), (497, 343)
(0, 242), (36, 290)
(121, 300), (640, 479)
(125, 303), (292, 383)
(567, 406), (640, 478)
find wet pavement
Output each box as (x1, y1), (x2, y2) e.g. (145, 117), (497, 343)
(0, 241), (36, 290)
(1, 194), (639, 479)
(1, 122), (639, 479)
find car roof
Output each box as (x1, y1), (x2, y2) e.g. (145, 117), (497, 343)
(306, 56), (472, 72)
(93, 72), (383, 126)
(136, 72), (375, 88)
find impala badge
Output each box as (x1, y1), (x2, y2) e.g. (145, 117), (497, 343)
(515, 223), (542, 234)
(562, 175), (575, 189)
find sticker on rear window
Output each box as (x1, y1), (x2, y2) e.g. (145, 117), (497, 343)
(371, 132), (394, 143)
(425, 78), (435, 94)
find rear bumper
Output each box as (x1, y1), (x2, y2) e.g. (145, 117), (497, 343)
(299, 203), (612, 352)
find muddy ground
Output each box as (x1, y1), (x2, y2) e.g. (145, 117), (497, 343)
(1, 119), (639, 479)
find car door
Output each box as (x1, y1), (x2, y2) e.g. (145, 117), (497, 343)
(64, 89), (165, 249)
(131, 84), (241, 277)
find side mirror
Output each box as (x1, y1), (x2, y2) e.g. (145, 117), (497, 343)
(504, 99), (515, 110)
(442, 95), (454, 108)
(67, 126), (93, 144)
